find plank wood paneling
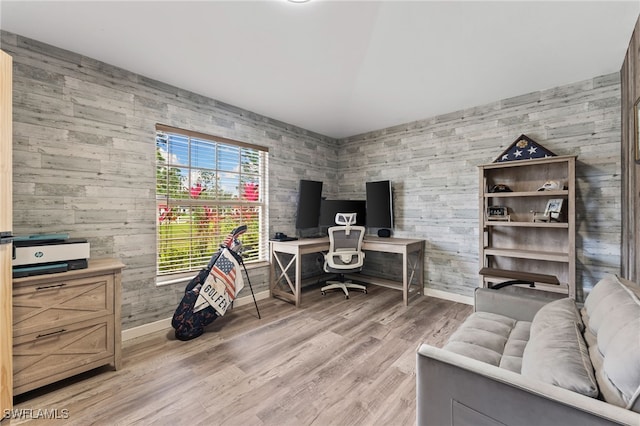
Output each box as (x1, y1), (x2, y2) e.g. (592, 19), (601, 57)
(0, 30), (338, 330)
(338, 74), (623, 301)
(0, 49), (13, 415)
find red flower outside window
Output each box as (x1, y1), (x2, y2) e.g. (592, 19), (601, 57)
(243, 182), (259, 201)
(190, 183), (204, 198)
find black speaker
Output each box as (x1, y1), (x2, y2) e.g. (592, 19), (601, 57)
(377, 229), (391, 238)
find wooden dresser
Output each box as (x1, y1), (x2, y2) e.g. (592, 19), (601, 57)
(12, 258), (124, 395)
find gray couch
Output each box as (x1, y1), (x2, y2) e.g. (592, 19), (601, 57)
(416, 275), (640, 426)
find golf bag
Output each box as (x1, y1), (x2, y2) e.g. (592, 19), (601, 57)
(171, 225), (258, 341)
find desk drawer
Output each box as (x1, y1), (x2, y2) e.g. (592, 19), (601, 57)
(13, 316), (114, 394)
(13, 274), (114, 337)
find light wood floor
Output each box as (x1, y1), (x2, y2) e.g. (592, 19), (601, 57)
(8, 285), (472, 426)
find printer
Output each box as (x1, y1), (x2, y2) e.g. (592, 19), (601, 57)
(12, 234), (90, 278)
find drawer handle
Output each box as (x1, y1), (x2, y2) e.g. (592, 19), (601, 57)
(35, 283), (67, 290)
(36, 329), (67, 339)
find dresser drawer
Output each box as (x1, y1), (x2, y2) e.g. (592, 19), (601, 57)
(13, 315), (114, 394)
(13, 274), (114, 337)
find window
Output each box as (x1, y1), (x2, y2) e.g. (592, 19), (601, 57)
(155, 124), (268, 276)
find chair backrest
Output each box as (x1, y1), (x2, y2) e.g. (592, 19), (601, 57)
(325, 213), (365, 272)
(328, 225), (365, 254)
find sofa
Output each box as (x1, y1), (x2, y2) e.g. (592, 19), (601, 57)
(416, 275), (640, 426)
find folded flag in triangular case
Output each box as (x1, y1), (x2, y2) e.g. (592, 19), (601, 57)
(494, 134), (556, 163)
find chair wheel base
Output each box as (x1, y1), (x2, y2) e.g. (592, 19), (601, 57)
(320, 280), (366, 300)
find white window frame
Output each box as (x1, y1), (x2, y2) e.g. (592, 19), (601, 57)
(155, 124), (269, 278)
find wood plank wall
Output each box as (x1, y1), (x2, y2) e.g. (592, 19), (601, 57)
(621, 15), (640, 283)
(1, 31), (338, 329)
(337, 75), (623, 300)
(0, 28), (627, 333)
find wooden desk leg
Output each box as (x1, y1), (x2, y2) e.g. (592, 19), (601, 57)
(295, 246), (301, 307)
(269, 246), (275, 298)
(418, 247), (424, 297)
(403, 247), (409, 306)
(271, 250), (299, 302)
(406, 247), (424, 298)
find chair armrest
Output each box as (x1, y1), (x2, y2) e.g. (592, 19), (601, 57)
(416, 344), (639, 426)
(474, 287), (551, 321)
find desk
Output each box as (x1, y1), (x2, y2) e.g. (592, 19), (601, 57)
(269, 236), (424, 307)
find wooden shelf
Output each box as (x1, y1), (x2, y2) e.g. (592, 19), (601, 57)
(480, 154), (577, 170)
(483, 248), (569, 262)
(479, 267), (560, 285)
(485, 190), (568, 198)
(481, 276), (569, 295)
(484, 221), (569, 228)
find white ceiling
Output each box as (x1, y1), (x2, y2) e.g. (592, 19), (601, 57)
(1, 1), (639, 139)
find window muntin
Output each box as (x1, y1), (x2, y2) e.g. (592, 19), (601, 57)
(156, 125), (268, 276)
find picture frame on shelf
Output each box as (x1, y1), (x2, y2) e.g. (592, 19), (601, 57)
(544, 198), (564, 222)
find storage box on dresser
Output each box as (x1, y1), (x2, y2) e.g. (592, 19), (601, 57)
(12, 258), (124, 395)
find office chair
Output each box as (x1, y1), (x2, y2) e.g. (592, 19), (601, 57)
(321, 213), (367, 299)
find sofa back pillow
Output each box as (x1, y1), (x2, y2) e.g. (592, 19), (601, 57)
(522, 318), (598, 397)
(582, 275), (639, 336)
(582, 275), (640, 411)
(522, 296), (597, 396)
(529, 297), (583, 337)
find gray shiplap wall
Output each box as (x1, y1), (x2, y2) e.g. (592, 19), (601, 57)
(337, 74), (622, 300)
(3, 30), (622, 330)
(2, 31), (338, 329)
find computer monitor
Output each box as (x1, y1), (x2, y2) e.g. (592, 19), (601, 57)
(295, 180), (323, 229)
(319, 200), (366, 227)
(366, 180), (393, 229)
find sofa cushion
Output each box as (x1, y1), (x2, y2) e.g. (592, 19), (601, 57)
(582, 275), (640, 410)
(582, 275), (634, 336)
(529, 297), (583, 336)
(522, 321), (598, 397)
(499, 321), (530, 373)
(443, 312), (529, 373)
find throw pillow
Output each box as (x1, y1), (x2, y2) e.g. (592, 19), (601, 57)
(522, 322), (598, 397)
(529, 297), (584, 337)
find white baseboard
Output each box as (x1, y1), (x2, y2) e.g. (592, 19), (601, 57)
(122, 290), (271, 342)
(423, 288), (474, 305)
(122, 317), (173, 342)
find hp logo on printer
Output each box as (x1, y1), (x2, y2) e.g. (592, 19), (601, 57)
(34, 251), (44, 258)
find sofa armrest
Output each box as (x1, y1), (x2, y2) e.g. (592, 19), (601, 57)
(416, 344), (640, 426)
(474, 287), (551, 321)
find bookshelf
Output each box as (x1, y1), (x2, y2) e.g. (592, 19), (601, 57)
(478, 155), (576, 298)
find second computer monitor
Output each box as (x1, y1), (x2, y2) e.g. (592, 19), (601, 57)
(366, 180), (393, 229)
(319, 200), (366, 227)
(295, 180), (323, 230)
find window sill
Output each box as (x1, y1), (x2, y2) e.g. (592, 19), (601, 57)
(155, 260), (270, 287)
